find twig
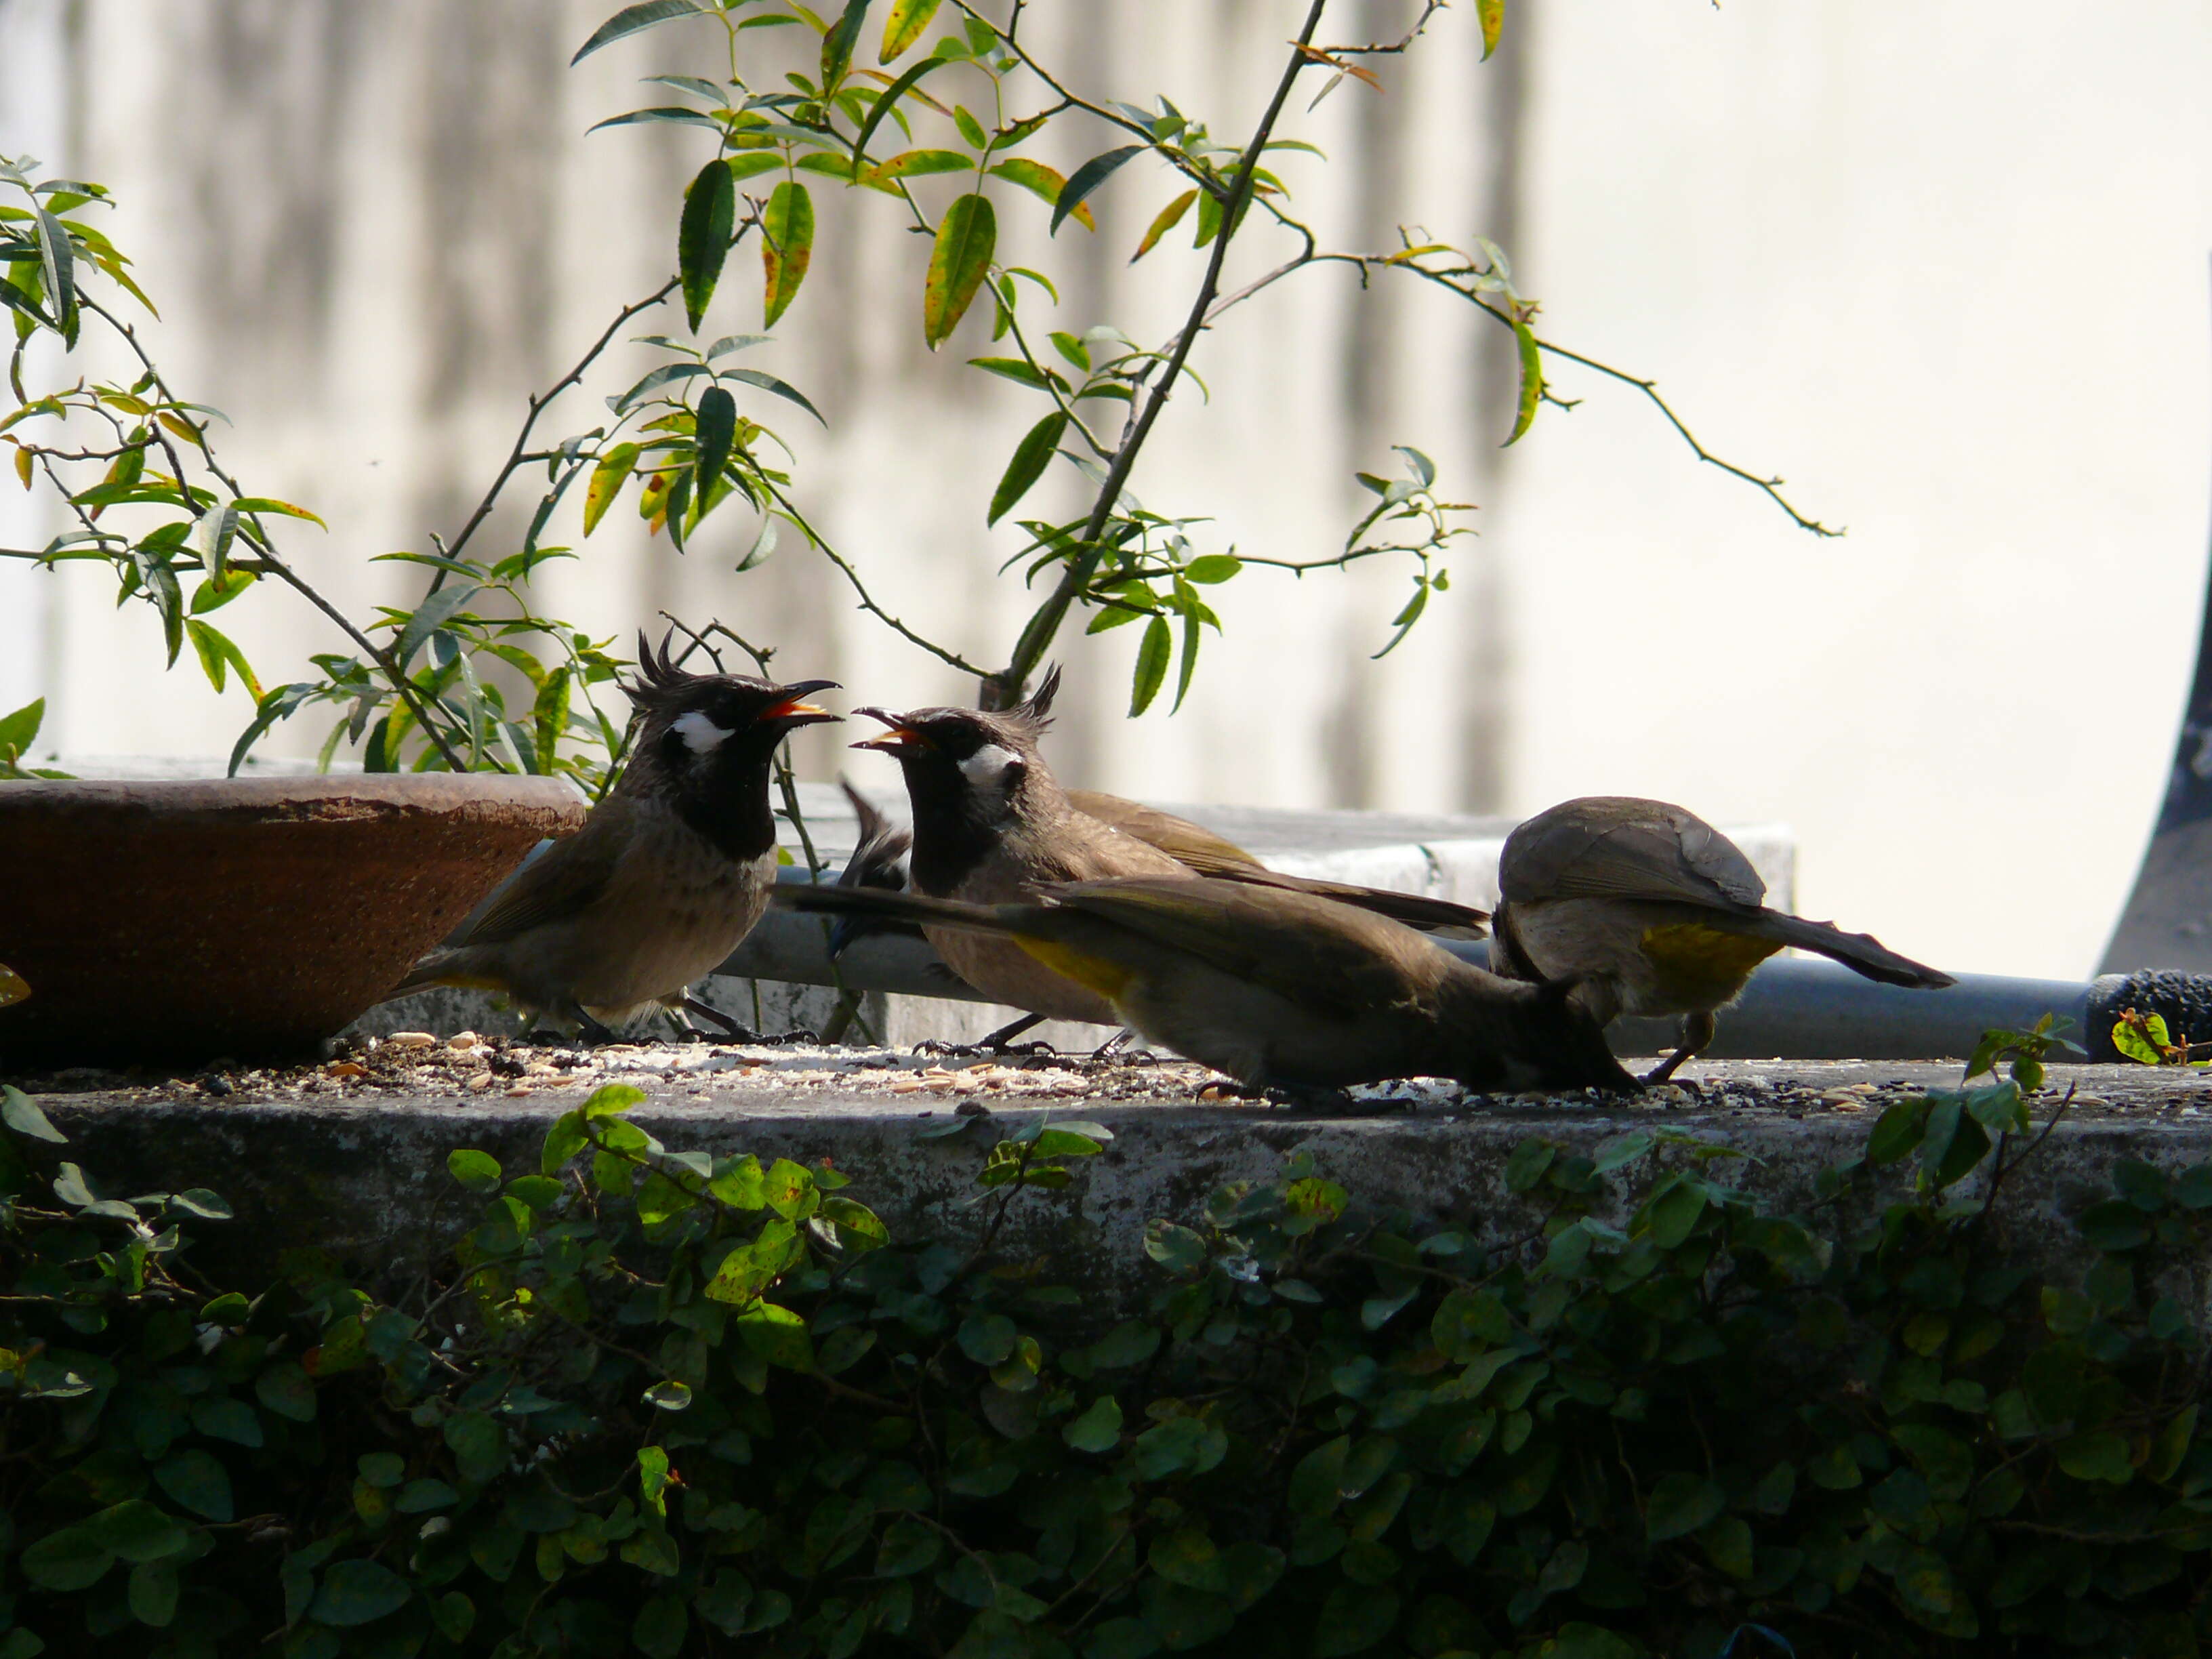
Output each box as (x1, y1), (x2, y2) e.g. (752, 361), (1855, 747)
(987, 0), (1333, 708)
(441, 274), (683, 566)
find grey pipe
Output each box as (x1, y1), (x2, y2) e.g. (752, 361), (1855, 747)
(720, 873), (2205, 1063)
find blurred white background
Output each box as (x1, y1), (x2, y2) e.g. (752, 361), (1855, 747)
(1, 0), (2207, 981)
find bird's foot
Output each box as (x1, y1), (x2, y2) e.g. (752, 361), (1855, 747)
(679, 996), (759, 1044)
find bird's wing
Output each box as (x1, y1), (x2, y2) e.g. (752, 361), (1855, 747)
(1070, 791), (1265, 874)
(1048, 878), (1435, 1017)
(451, 800), (630, 945)
(1502, 797), (1766, 909)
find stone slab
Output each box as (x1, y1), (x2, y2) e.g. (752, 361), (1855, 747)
(17, 1039), (2209, 1292)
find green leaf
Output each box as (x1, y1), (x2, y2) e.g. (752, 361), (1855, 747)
(1063, 1395), (1123, 1453)
(819, 0), (872, 89)
(724, 367), (827, 426)
(583, 1082), (646, 1118)
(393, 581), (479, 672)
(1143, 1218), (1206, 1275)
(447, 1148), (501, 1193)
(849, 53), (951, 167)
(129, 1559), (180, 1628)
(878, 0), (943, 60)
(988, 412), (1065, 525)
(1477, 0), (1505, 59)
(923, 192), (996, 347)
(736, 1302), (815, 1371)
(1311, 1584), (1399, 1657)
(1128, 615), (1170, 716)
(3, 1082), (67, 1143)
(571, 0), (703, 64)
(154, 1450), (234, 1523)
(1644, 1473), (1725, 1542)
(958, 1313), (1019, 1366)
(1183, 554), (1240, 584)
(255, 1361), (317, 1423)
(1866, 1099), (1928, 1164)
(2053, 1431), (2133, 1484)
(20, 1523), (113, 1591)
(2112, 1015), (2165, 1065)
(86, 1501), (188, 1565)
(310, 1559), (413, 1626)
(0, 695), (45, 760)
(1053, 145), (1144, 235)
(678, 158), (737, 332)
(1504, 309), (1542, 445)
(694, 384), (737, 501)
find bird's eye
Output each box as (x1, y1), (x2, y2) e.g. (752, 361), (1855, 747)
(672, 710), (733, 754)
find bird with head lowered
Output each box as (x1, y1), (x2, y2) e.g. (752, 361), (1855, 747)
(382, 631), (838, 1042)
(776, 876), (1639, 1097)
(846, 666), (1490, 1044)
(1488, 795), (1954, 1084)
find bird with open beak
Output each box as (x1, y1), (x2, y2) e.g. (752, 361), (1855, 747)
(383, 630), (838, 1042)
(844, 667), (1490, 1045)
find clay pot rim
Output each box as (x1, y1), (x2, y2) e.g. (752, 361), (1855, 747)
(0, 774), (587, 819)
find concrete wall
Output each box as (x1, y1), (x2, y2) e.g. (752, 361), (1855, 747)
(0, 0), (2206, 982)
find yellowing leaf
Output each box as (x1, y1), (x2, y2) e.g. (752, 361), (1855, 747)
(583, 443), (640, 535)
(878, 0), (942, 62)
(922, 192), (995, 348)
(1504, 310), (1542, 447)
(0, 962), (28, 1007)
(761, 180), (815, 328)
(1132, 190), (1196, 261)
(1478, 0), (1505, 59)
(988, 159), (1093, 230)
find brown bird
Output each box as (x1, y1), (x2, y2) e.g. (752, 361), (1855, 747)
(775, 876), (1639, 1096)
(846, 668), (1490, 1044)
(1488, 796), (1954, 1084)
(384, 632), (838, 1042)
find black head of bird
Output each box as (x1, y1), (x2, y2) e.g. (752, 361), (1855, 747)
(621, 630), (840, 861)
(848, 666), (1065, 886)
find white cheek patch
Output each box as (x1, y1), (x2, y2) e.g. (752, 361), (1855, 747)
(958, 743), (1022, 790)
(672, 710), (734, 754)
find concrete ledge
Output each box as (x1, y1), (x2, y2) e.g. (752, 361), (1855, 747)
(22, 1048), (2212, 1291)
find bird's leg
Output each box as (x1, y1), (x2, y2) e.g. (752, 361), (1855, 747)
(680, 996), (760, 1044)
(1089, 1028), (1135, 1061)
(981, 1012), (1048, 1050)
(562, 1004), (618, 1047)
(1643, 1010), (1717, 1085)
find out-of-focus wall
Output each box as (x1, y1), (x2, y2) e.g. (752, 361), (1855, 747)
(0, 0), (2206, 981)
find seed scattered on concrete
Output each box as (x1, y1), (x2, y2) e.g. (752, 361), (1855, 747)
(386, 1031), (437, 1050)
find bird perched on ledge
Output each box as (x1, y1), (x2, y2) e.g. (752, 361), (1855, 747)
(846, 666), (1490, 1044)
(1488, 796), (1954, 1084)
(776, 876), (1639, 1097)
(383, 632), (838, 1042)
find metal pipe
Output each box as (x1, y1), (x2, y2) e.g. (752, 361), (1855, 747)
(719, 873), (2200, 1063)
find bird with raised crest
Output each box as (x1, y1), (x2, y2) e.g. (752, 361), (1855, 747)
(382, 630), (838, 1042)
(844, 666), (1492, 1047)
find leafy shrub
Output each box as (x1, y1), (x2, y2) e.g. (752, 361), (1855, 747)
(5, 1048), (2211, 1658)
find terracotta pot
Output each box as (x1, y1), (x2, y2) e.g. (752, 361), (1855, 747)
(0, 775), (587, 1066)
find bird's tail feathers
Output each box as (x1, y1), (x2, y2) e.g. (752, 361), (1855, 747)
(776, 883), (1017, 939)
(1755, 912), (1954, 989)
(1205, 865), (1490, 936)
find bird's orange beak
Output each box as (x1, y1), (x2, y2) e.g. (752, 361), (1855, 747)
(850, 707), (928, 754)
(762, 679), (840, 726)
